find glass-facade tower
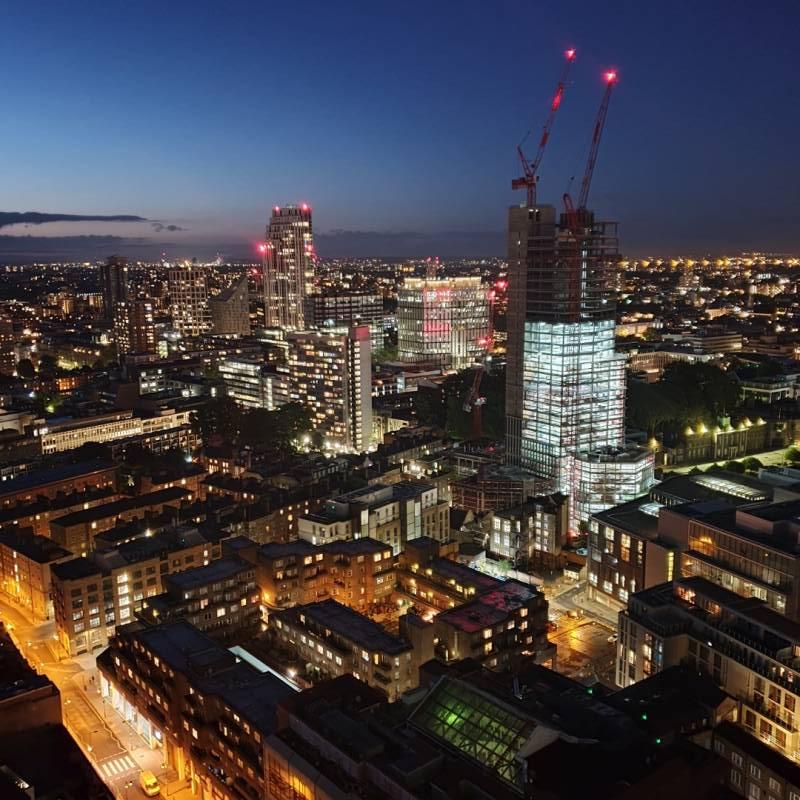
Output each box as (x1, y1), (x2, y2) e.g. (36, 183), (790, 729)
(506, 204), (652, 527)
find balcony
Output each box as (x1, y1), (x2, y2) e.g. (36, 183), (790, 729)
(741, 696), (798, 733)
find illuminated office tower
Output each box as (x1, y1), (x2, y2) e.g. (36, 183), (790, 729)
(114, 299), (156, 355)
(285, 325), (372, 452)
(100, 255), (129, 320)
(168, 263), (210, 338)
(263, 204), (314, 330)
(505, 204), (652, 527)
(397, 276), (490, 371)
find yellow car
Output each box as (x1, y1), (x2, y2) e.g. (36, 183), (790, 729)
(139, 770), (160, 797)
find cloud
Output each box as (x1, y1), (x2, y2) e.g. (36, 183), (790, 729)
(151, 222), (186, 233)
(0, 211), (147, 229)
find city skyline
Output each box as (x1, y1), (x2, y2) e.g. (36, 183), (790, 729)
(2, 1), (799, 261)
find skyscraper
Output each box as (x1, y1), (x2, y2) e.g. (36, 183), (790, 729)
(505, 204), (653, 528)
(263, 204), (314, 330)
(397, 276), (490, 371)
(168, 263), (210, 338)
(100, 255), (129, 320)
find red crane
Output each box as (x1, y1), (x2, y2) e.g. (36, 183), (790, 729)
(512, 49), (577, 208)
(463, 364), (487, 440)
(563, 69), (618, 228)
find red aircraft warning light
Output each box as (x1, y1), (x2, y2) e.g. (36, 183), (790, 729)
(604, 70), (618, 84)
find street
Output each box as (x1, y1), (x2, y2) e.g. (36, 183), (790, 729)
(0, 597), (179, 799)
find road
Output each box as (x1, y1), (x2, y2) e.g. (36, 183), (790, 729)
(0, 597), (173, 799)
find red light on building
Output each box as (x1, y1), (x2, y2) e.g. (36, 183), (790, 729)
(257, 243), (267, 254)
(604, 70), (618, 84)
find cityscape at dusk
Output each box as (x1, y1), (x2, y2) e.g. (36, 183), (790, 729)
(1, 2), (800, 800)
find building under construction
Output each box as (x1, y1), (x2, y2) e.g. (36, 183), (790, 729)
(505, 58), (653, 530)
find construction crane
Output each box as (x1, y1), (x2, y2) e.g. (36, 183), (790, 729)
(512, 48), (577, 208)
(462, 364), (487, 440)
(563, 69), (618, 229)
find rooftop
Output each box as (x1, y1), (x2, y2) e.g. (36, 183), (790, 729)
(50, 486), (190, 527)
(435, 580), (541, 633)
(165, 556), (251, 591)
(0, 528), (71, 564)
(0, 459), (114, 499)
(277, 599), (411, 655)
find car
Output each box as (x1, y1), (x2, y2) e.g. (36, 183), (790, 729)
(567, 609), (582, 619)
(139, 770), (160, 797)
(607, 634), (618, 644)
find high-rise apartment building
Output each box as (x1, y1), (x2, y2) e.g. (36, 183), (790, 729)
(285, 325), (372, 452)
(397, 276), (490, 371)
(210, 276), (250, 336)
(505, 204), (653, 528)
(100, 255), (129, 320)
(263, 204), (314, 329)
(114, 299), (156, 355)
(304, 292), (384, 351)
(168, 263), (210, 337)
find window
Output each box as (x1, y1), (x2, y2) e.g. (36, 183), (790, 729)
(731, 770), (742, 788)
(768, 778), (780, 793)
(748, 783), (761, 800)
(732, 753), (743, 768)
(750, 765), (762, 780)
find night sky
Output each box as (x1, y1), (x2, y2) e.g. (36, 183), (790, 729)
(1, 0), (798, 260)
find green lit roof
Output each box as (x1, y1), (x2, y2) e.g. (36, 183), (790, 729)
(411, 678), (535, 788)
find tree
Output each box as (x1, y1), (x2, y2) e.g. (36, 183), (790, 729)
(190, 396), (242, 443)
(16, 358), (34, 380)
(741, 457), (763, 472)
(38, 354), (59, 379)
(723, 460), (745, 474)
(786, 446), (800, 464)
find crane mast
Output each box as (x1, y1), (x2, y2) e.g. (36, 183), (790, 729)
(512, 49), (577, 208)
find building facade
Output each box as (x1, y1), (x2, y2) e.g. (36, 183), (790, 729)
(100, 255), (129, 320)
(51, 527), (223, 656)
(397, 276), (490, 371)
(298, 480), (449, 555)
(219, 357), (287, 410)
(504, 203), (653, 528)
(304, 292), (384, 352)
(210, 276), (250, 336)
(263, 204), (314, 330)
(168, 263), (210, 337)
(285, 325), (372, 452)
(619, 577), (800, 765)
(114, 299), (156, 356)
(490, 493), (569, 566)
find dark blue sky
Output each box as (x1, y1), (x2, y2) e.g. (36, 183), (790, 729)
(1, 0), (798, 259)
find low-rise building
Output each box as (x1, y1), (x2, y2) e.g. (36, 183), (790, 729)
(271, 598), (433, 700)
(0, 529), (72, 622)
(139, 556), (260, 642)
(52, 527), (224, 656)
(97, 620), (295, 799)
(489, 493), (569, 567)
(0, 459), (117, 508)
(619, 576), (800, 764)
(432, 579), (554, 670)
(49, 486), (192, 555)
(298, 480), (448, 554)
(257, 537), (394, 612)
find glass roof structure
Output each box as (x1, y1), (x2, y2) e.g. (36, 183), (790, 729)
(410, 679), (535, 788)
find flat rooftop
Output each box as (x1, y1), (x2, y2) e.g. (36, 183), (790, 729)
(278, 599), (410, 655)
(165, 556), (250, 590)
(435, 580), (541, 633)
(50, 486), (189, 527)
(0, 528), (71, 564)
(0, 459), (114, 498)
